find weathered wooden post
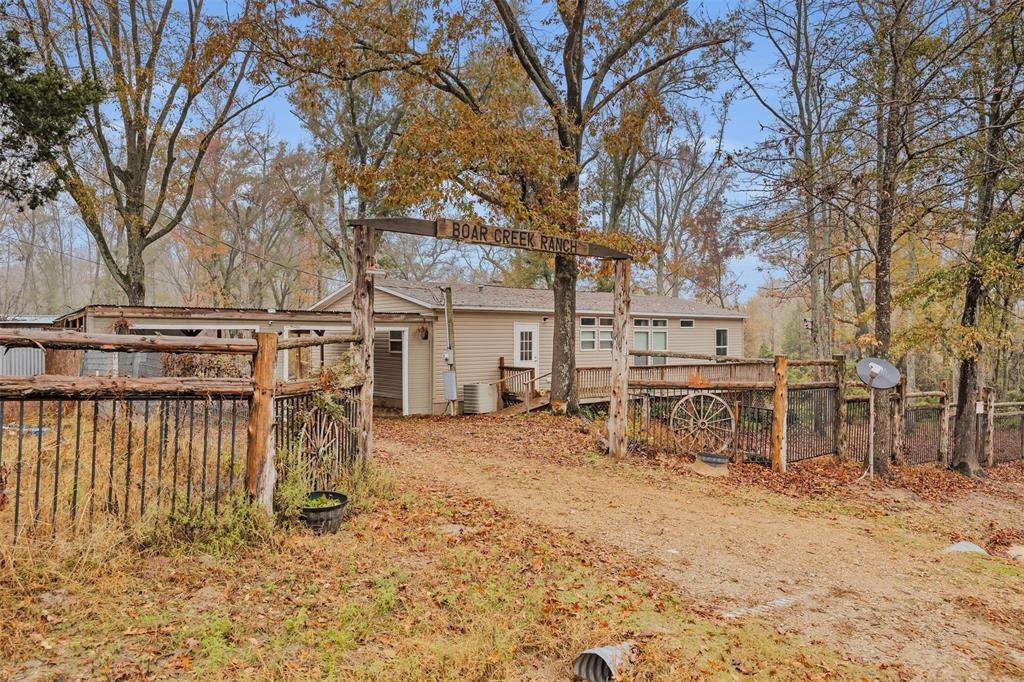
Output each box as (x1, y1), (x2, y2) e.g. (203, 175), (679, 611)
(351, 223), (375, 465)
(833, 354), (847, 459)
(608, 259), (631, 457)
(984, 385), (995, 467)
(247, 331), (277, 513)
(770, 354), (788, 473)
(891, 377), (907, 465)
(939, 381), (951, 466)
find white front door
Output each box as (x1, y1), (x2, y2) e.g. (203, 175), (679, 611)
(513, 322), (540, 372)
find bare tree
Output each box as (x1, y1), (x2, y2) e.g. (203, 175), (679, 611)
(15, 0), (278, 304)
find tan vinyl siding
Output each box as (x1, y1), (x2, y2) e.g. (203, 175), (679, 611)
(576, 315), (745, 366)
(321, 288), (429, 314)
(432, 311), (744, 412)
(431, 311), (554, 413)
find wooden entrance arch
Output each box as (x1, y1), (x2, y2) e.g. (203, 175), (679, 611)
(348, 218), (632, 461)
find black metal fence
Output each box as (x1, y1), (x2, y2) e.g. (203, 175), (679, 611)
(275, 387), (361, 490)
(0, 395), (249, 544)
(626, 386), (774, 460)
(786, 387), (837, 463)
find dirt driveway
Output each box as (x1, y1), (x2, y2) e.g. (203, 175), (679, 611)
(377, 415), (1024, 681)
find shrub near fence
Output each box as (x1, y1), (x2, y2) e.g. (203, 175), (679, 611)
(0, 329), (365, 548)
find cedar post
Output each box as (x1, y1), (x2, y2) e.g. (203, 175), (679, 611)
(352, 223), (375, 465)
(891, 378), (907, 465)
(984, 386), (995, 467)
(246, 332), (277, 513)
(833, 354), (847, 459)
(939, 381), (951, 465)
(770, 354), (788, 472)
(608, 259), (631, 457)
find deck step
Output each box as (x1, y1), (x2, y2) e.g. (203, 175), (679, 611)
(494, 394), (551, 416)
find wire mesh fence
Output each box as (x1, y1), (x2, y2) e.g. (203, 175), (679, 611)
(0, 395), (250, 545)
(786, 387), (837, 463)
(992, 411), (1024, 464)
(275, 387), (361, 490)
(904, 402), (943, 465)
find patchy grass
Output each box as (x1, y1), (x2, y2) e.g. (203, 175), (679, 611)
(0, 473), (895, 681)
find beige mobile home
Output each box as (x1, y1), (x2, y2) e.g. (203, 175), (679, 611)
(314, 280), (746, 415)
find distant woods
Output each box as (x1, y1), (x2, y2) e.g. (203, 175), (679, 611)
(1, 1), (1023, 419)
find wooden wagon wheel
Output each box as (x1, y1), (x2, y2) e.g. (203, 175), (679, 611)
(669, 393), (735, 454)
(299, 408), (342, 486)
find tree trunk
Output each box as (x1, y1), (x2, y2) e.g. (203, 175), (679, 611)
(951, 282), (983, 475)
(125, 230), (147, 305)
(550, 254), (578, 413)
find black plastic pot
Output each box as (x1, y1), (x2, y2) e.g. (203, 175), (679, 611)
(697, 452), (730, 466)
(300, 491), (349, 534)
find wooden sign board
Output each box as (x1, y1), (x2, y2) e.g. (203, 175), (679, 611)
(437, 218), (590, 257)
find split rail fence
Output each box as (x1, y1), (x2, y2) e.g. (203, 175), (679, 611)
(625, 351), (1024, 471)
(0, 329), (365, 547)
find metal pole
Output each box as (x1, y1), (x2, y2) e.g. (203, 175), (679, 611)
(441, 287), (457, 416)
(867, 378), (876, 480)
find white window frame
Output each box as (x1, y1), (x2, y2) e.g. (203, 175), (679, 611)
(389, 329), (403, 354)
(579, 316), (613, 352)
(633, 320), (667, 366)
(715, 328), (729, 356)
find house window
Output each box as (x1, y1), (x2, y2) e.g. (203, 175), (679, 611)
(389, 330), (403, 354)
(680, 319), (694, 328)
(634, 322), (666, 366)
(715, 329), (729, 356)
(519, 330), (533, 362)
(580, 317), (612, 351)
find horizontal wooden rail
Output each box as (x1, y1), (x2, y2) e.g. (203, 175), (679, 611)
(629, 349), (773, 364)
(630, 379), (775, 390)
(275, 378), (322, 396)
(0, 374), (253, 398)
(276, 334), (362, 350)
(628, 379), (838, 391)
(788, 381), (840, 390)
(0, 329), (258, 355)
(786, 359), (839, 367)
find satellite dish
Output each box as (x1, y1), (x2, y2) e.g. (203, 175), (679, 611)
(855, 357), (901, 390)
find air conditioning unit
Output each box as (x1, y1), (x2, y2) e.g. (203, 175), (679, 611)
(463, 382), (498, 414)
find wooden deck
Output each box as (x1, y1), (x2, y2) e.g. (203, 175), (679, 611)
(497, 362), (776, 405)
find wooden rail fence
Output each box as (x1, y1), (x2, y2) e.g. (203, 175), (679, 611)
(0, 329), (365, 545)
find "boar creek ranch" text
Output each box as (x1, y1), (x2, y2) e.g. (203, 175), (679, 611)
(436, 219), (590, 257)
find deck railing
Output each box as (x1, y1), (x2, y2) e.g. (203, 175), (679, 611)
(575, 363), (775, 400)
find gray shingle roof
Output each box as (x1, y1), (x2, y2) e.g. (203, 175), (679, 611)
(375, 279), (745, 318)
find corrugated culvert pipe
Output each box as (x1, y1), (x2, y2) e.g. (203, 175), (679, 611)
(571, 641), (636, 681)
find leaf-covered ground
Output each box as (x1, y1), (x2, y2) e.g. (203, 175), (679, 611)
(0, 476), (890, 681)
(378, 413), (1024, 680)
